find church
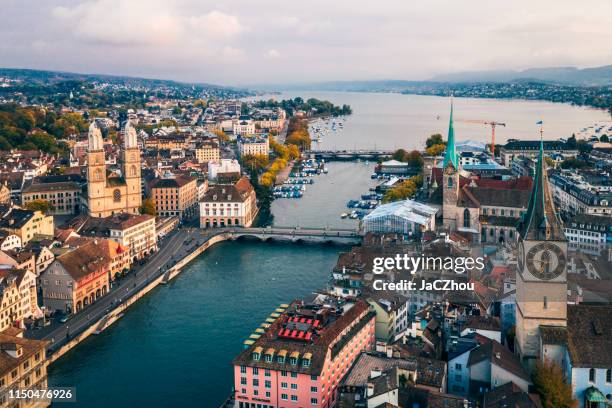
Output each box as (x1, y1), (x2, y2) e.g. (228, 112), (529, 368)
(84, 120), (142, 217)
(427, 101), (533, 244)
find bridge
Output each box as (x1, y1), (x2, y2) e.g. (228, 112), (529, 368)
(304, 149), (395, 161)
(217, 226), (362, 245)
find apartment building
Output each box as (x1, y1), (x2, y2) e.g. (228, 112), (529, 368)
(21, 180), (81, 215)
(195, 140), (220, 164)
(564, 213), (612, 257)
(238, 136), (269, 157)
(151, 176), (198, 220)
(0, 207), (54, 245)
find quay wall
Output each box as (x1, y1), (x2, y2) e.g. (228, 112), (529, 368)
(49, 233), (231, 363)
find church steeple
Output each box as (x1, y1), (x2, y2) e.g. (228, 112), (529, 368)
(519, 124), (565, 242)
(443, 97), (459, 170)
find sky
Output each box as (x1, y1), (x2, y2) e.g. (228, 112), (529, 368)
(1, 0), (612, 86)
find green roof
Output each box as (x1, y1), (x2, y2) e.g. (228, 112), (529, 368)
(585, 386), (607, 403)
(442, 98), (459, 170)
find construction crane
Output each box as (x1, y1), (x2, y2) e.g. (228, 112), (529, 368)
(457, 119), (506, 156)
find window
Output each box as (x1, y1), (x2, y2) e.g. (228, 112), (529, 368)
(447, 177), (453, 188)
(589, 368), (596, 383)
(311, 398), (318, 405)
(278, 356), (285, 364)
(455, 363), (462, 370)
(265, 369), (271, 377)
(241, 377), (247, 385)
(253, 379), (259, 387)
(265, 380), (271, 389)
(311, 386), (318, 392)
(281, 370), (287, 377)
(607, 369), (611, 383)
(253, 367), (259, 375)
(240, 366), (246, 374)
(281, 394), (288, 401)
(543, 296), (548, 309)
(281, 382), (288, 389)
(291, 395), (298, 402)
(463, 209), (470, 228)
(113, 189), (121, 202)
(291, 372), (298, 378)
(291, 384), (298, 390)
(311, 375), (317, 381)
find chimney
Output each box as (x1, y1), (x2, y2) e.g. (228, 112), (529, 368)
(386, 347), (393, 358)
(366, 383), (374, 397)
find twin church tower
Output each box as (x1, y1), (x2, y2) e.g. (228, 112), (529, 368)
(85, 120), (142, 217)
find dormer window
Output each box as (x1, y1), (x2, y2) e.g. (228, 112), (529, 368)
(252, 352), (260, 361)
(277, 355), (285, 363)
(289, 357), (298, 366)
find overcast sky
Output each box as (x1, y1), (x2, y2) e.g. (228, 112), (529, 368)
(1, 0), (611, 85)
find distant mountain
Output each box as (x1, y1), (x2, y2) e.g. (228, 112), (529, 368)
(0, 67), (245, 92)
(429, 65), (612, 86)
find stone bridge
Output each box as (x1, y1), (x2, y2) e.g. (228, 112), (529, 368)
(304, 149), (395, 161)
(217, 226), (362, 245)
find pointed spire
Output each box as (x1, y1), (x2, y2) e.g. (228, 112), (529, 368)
(443, 96), (459, 170)
(519, 122), (565, 241)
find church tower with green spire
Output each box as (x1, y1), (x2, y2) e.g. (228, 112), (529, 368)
(442, 97), (461, 230)
(515, 127), (567, 372)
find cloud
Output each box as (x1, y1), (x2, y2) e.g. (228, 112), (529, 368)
(189, 11), (244, 37)
(266, 49), (281, 58)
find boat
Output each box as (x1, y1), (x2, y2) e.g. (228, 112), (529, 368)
(340, 212), (348, 219)
(93, 313), (123, 335)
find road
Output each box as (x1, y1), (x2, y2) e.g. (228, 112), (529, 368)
(27, 227), (211, 352)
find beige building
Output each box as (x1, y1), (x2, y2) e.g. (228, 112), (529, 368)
(85, 120), (142, 218)
(151, 176), (198, 220)
(0, 328), (50, 408)
(200, 177), (257, 228)
(0, 183), (10, 205)
(195, 140), (220, 164)
(22, 181), (81, 216)
(0, 208), (54, 245)
(237, 136), (269, 157)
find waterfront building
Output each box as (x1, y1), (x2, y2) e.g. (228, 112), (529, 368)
(151, 175), (198, 220)
(514, 137), (568, 373)
(40, 240), (110, 314)
(84, 120), (142, 218)
(500, 139), (578, 167)
(0, 207), (54, 245)
(378, 159), (411, 175)
(21, 177), (82, 215)
(200, 177), (257, 228)
(195, 140), (220, 164)
(237, 135), (269, 157)
(232, 299), (375, 408)
(362, 199), (437, 236)
(564, 213), (612, 257)
(0, 328), (49, 408)
(66, 213), (157, 261)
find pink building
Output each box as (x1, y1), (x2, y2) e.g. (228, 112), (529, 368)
(233, 300), (375, 408)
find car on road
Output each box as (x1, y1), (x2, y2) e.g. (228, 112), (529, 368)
(59, 315), (70, 323)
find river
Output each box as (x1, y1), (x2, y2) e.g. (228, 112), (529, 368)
(48, 92), (608, 407)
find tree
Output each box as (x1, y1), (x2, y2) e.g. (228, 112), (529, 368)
(544, 157), (555, 168)
(426, 144), (446, 156)
(140, 198), (156, 216)
(406, 150), (423, 169)
(24, 200), (54, 214)
(212, 129), (229, 143)
(392, 149), (408, 162)
(532, 360), (577, 408)
(426, 133), (444, 148)
(241, 154), (269, 172)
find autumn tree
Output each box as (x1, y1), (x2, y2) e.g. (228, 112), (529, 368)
(24, 200), (55, 214)
(426, 133), (444, 148)
(426, 144), (446, 156)
(406, 150), (423, 169)
(241, 154), (269, 172)
(532, 360), (577, 408)
(140, 198), (157, 216)
(212, 129), (229, 143)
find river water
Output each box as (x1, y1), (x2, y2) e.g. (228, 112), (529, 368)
(48, 93), (608, 407)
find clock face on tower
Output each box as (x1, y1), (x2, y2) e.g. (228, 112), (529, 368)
(525, 242), (566, 280)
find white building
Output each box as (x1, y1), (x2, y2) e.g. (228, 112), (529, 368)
(208, 159), (241, 180)
(362, 199), (437, 236)
(237, 136), (269, 157)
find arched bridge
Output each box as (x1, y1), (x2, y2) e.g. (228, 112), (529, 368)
(305, 149), (395, 161)
(217, 226), (362, 245)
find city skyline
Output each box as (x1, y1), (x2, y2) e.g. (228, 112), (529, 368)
(2, 0), (612, 85)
